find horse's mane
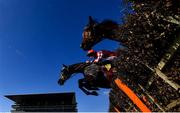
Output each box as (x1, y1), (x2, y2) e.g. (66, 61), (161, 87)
(69, 62), (87, 67)
(68, 62), (90, 72)
(101, 20), (118, 26)
(98, 20), (119, 30)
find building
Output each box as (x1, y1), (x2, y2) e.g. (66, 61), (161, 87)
(5, 92), (77, 112)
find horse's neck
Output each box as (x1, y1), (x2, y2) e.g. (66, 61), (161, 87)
(105, 33), (121, 42)
(69, 63), (88, 74)
(98, 21), (127, 44)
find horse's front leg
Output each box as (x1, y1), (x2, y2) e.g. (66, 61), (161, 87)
(78, 79), (98, 96)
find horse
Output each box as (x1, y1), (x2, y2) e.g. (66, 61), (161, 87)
(80, 16), (177, 68)
(80, 15), (176, 87)
(80, 16), (123, 51)
(58, 62), (111, 96)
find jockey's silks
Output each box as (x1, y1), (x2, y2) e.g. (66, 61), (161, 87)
(105, 64), (111, 71)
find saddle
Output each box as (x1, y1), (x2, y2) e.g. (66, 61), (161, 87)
(99, 60), (115, 81)
(84, 60), (115, 81)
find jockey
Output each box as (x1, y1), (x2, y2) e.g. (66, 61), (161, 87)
(86, 49), (117, 63)
(86, 49), (117, 81)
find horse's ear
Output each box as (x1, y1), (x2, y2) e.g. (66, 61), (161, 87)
(88, 16), (94, 25)
(62, 64), (67, 68)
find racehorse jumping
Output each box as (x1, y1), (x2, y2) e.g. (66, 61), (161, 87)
(80, 16), (176, 69)
(58, 62), (111, 96)
(81, 16), (123, 51)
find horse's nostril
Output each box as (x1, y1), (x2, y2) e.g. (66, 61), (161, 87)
(60, 82), (64, 85)
(58, 80), (64, 85)
(80, 44), (85, 48)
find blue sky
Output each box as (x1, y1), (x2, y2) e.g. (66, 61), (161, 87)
(0, 0), (125, 112)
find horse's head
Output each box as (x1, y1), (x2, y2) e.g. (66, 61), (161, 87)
(81, 16), (119, 51)
(80, 16), (102, 51)
(58, 64), (71, 85)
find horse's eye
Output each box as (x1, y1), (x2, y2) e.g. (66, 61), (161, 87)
(83, 31), (91, 39)
(82, 32), (88, 38)
(87, 32), (91, 37)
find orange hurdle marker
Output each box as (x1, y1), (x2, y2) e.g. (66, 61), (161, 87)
(115, 78), (151, 112)
(114, 106), (120, 113)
